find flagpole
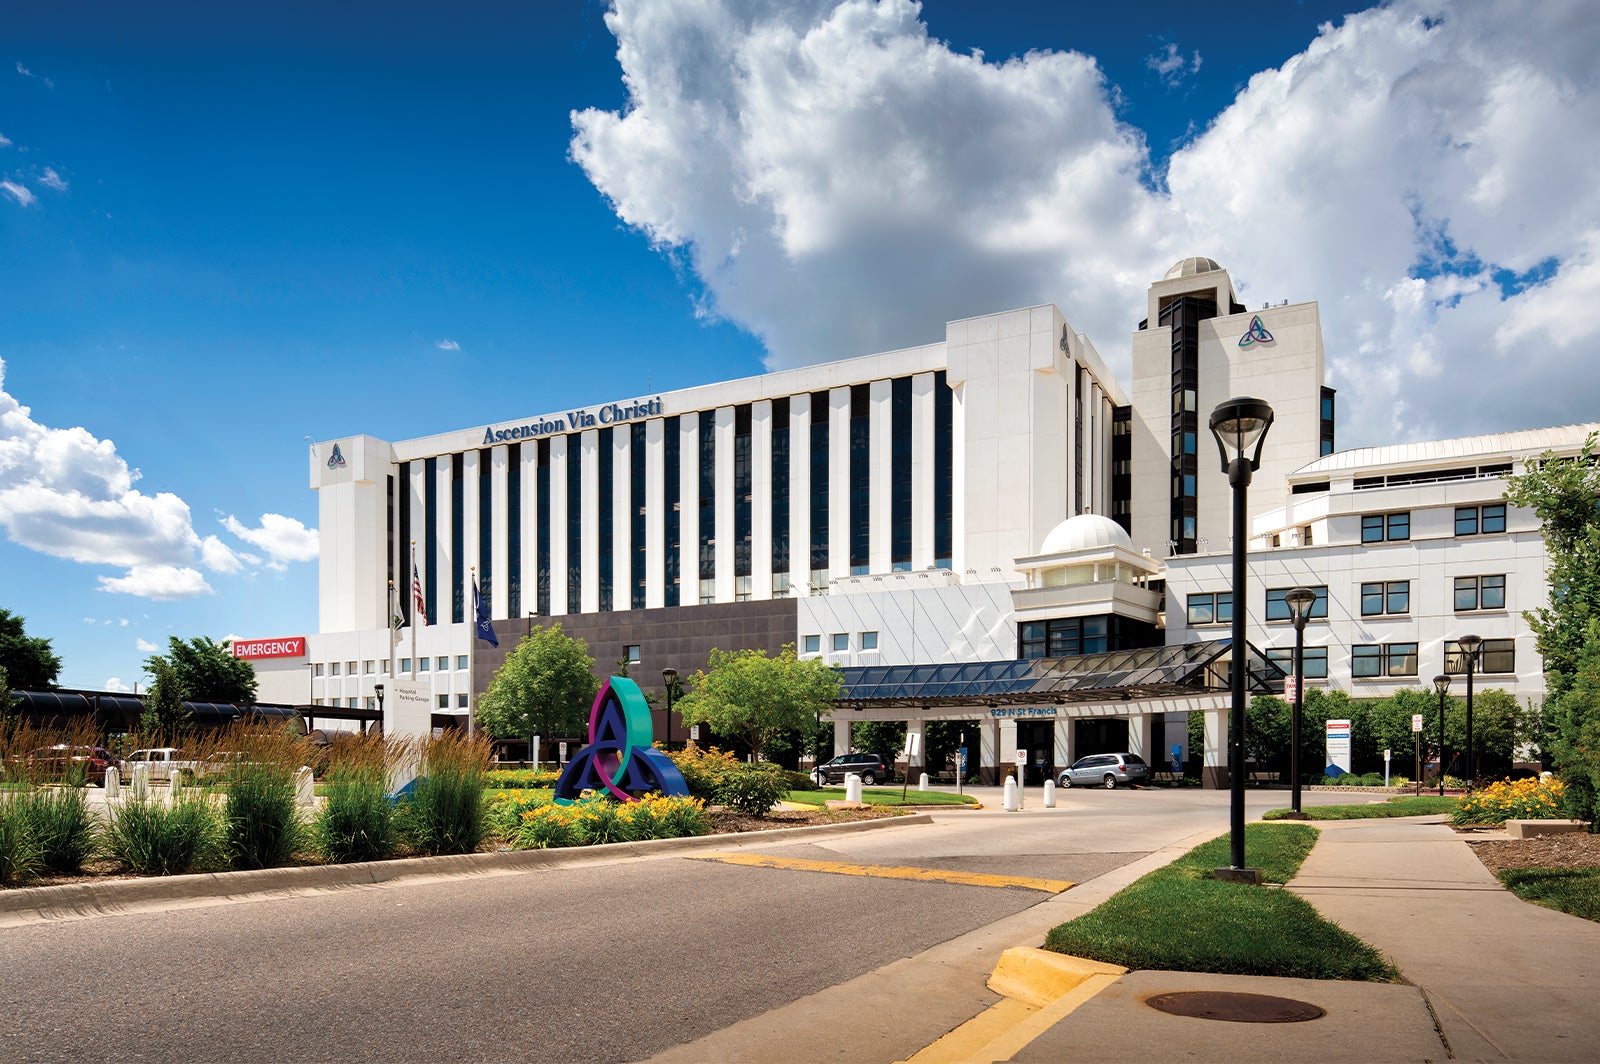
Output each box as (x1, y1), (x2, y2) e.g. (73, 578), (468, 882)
(468, 566), (477, 740)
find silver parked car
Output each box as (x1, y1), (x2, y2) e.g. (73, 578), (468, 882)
(1057, 753), (1149, 789)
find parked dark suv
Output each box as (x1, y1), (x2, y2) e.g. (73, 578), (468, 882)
(813, 753), (894, 786)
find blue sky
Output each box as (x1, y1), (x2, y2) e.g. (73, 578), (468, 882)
(3, 0), (1597, 692)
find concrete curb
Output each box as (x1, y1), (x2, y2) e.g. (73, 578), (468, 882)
(0, 812), (933, 925)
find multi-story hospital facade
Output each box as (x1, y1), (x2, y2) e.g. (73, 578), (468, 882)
(248, 258), (1588, 784)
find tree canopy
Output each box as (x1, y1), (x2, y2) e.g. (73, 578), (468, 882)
(0, 608), (61, 690)
(146, 636), (258, 703)
(140, 656), (190, 741)
(676, 645), (842, 763)
(475, 622), (599, 742)
(1504, 432), (1600, 765)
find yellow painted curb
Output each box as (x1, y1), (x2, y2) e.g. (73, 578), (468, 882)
(684, 853), (1074, 893)
(900, 949), (1126, 1064)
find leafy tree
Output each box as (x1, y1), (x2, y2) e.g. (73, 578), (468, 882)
(1504, 431), (1600, 763)
(0, 608), (61, 690)
(146, 636), (257, 703)
(0, 665), (14, 734)
(1560, 620), (1600, 777)
(851, 720), (907, 768)
(475, 623), (598, 744)
(924, 719), (977, 779)
(140, 657), (190, 741)
(676, 645), (842, 763)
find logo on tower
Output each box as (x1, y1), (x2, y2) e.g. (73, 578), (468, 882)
(326, 443), (347, 469)
(1237, 315), (1275, 348)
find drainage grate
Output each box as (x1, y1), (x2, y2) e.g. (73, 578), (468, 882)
(1145, 991), (1326, 1023)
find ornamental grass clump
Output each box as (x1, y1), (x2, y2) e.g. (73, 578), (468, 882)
(218, 725), (307, 870)
(0, 795), (44, 885)
(398, 731), (492, 856)
(105, 796), (225, 876)
(1452, 776), (1567, 825)
(314, 732), (396, 864)
(20, 787), (98, 874)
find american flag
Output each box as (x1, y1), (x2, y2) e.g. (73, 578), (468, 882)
(412, 562), (429, 627)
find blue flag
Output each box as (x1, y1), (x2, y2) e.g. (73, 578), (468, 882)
(473, 576), (499, 647)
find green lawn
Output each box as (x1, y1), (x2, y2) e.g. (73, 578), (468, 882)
(1499, 868), (1600, 922)
(1044, 823), (1398, 981)
(781, 787), (980, 808)
(1262, 795), (1459, 821)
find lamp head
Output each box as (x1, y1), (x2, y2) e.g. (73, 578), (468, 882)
(1285, 586), (1317, 629)
(1209, 396), (1276, 475)
(1433, 674), (1451, 696)
(661, 667), (678, 687)
(1458, 634), (1483, 658)
(374, 683), (384, 698)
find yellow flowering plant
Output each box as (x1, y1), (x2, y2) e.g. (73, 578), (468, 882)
(1452, 776), (1566, 825)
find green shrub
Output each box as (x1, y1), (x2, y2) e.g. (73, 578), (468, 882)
(484, 788), (554, 840)
(668, 745), (741, 801)
(21, 787), (98, 874)
(484, 768), (560, 790)
(0, 795), (43, 885)
(106, 797), (225, 876)
(716, 764), (789, 816)
(399, 732), (491, 855)
(649, 794), (710, 838)
(569, 797), (634, 845)
(1559, 766), (1596, 826)
(513, 804), (581, 849)
(315, 766), (395, 863)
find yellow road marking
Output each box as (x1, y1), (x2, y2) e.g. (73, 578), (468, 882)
(684, 852), (1074, 893)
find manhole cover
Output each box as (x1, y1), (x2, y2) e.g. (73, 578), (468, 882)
(1145, 991), (1326, 1023)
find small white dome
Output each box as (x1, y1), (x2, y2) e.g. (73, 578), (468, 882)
(1039, 514), (1133, 555)
(1164, 256), (1224, 280)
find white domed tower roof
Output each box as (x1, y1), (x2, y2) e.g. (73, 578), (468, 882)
(1039, 513), (1133, 555)
(1164, 256), (1224, 280)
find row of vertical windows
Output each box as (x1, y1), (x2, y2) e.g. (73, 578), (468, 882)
(1456, 504), (1506, 536)
(398, 462), (412, 625)
(1197, 579), (1503, 625)
(400, 376), (955, 619)
(1361, 512), (1410, 543)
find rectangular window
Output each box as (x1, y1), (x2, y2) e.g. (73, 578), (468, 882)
(1456, 503), (1507, 536)
(1186, 591), (1232, 626)
(734, 404), (752, 583)
(451, 453), (465, 624)
(437, 694), (449, 709)
(456, 655), (468, 669)
(480, 448), (493, 618)
(598, 426), (614, 613)
(663, 416), (680, 608)
(1020, 621), (1046, 660)
(631, 424), (647, 610)
(363, 660), (374, 674)
(567, 434), (583, 611)
(418, 658), (429, 672)
(437, 656), (449, 671)
(537, 438), (551, 616)
(1265, 586), (1329, 621)
(347, 660), (357, 675)
(329, 662), (341, 676)
(861, 631), (879, 651)
(699, 412), (716, 597)
(1446, 638), (1516, 675)
(933, 371), (953, 567)
(624, 644), (641, 664)
(803, 634), (820, 654)
(1361, 580), (1410, 616)
(810, 393), (829, 584)
(399, 659), (410, 673)
(398, 462), (411, 624)
(1361, 512), (1410, 543)
(770, 397), (790, 589)
(850, 384), (870, 574)
(425, 455), (438, 624)
(891, 377), (912, 569)
(831, 632), (849, 653)
(1455, 574), (1507, 611)
(314, 663), (325, 677)
(457, 694), (469, 708)
(508, 442), (522, 618)
(1353, 642), (1418, 678)
(1266, 646), (1329, 679)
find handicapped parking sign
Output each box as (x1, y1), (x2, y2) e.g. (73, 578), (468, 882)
(1171, 744), (1183, 773)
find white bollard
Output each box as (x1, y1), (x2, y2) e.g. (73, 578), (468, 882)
(104, 765), (120, 800)
(169, 769), (183, 801)
(918, 772), (929, 791)
(294, 766), (315, 806)
(1003, 775), (1019, 811)
(132, 763), (150, 800)
(1043, 779), (1056, 808)
(845, 773), (864, 804)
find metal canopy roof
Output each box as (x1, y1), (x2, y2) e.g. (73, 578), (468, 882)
(836, 639), (1286, 709)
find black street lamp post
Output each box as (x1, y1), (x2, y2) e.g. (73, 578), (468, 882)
(1285, 586), (1318, 816)
(1433, 674), (1451, 795)
(662, 667), (678, 748)
(1458, 634), (1482, 786)
(373, 683), (385, 738)
(1209, 396), (1275, 878)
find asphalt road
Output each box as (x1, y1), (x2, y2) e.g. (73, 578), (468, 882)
(0, 787), (1378, 1064)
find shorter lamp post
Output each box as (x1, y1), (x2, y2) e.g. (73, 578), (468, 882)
(373, 683), (385, 738)
(662, 667), (678, 748)
(1285, 587), (1318, 815)
(1458, 634), (1483, 785)
(1209, 396), (1275, 878)
(1433, 674), (1450, 795)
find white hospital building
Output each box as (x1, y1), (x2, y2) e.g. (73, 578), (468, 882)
(245, 258), (1586, 784)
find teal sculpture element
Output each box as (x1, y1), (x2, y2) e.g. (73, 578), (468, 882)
(553, 676), (690, 803)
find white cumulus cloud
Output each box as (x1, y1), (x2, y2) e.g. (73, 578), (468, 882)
(1145, 41), (1201, 87)
(104, 676), (131, 693)
(222, 513), (319, 570)
(0, 356), (317, 597)
(435, 338), (460, 351)
(572, 0), (1600, 446)
(135, 638), (160, 653)
(38, 167), (66, 192)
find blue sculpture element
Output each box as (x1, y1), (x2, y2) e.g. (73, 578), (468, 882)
(1237, 315), (1275, 348)
(553, 676), (690, 803)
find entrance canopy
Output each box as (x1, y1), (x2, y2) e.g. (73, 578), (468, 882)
(835, 639), (1285, 709)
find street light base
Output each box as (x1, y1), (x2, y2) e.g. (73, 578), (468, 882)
(1214, 866), (1264, 885)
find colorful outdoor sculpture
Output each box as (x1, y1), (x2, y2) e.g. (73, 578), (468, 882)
(553, 676), (690, 803)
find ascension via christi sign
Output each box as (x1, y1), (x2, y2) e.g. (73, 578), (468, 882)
(481, 396), (663, 445)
